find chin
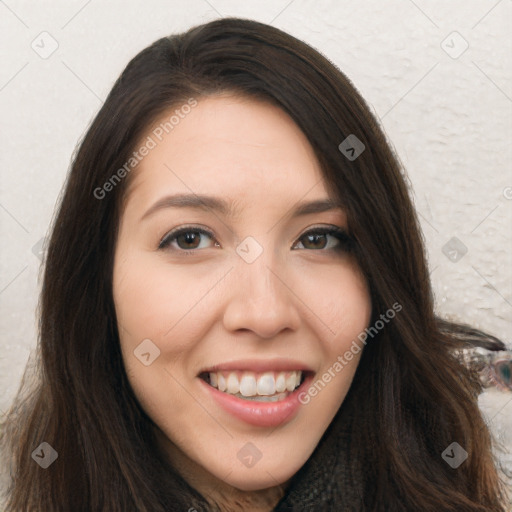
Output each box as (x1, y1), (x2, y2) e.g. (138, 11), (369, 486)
(214, 460), (301, 492)
(225, 474), (287, 492)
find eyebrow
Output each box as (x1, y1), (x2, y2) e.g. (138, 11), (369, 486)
(140, 193), (344, 222)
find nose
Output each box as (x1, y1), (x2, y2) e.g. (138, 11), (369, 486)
(222, 249), (301, 339)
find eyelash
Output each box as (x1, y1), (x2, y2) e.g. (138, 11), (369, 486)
(158, 225), (354, 255)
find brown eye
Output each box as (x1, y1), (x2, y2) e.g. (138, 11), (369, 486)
(159, 226), (216, 252)
(294, 227), (353, 252)
(158, 225), (354, 254)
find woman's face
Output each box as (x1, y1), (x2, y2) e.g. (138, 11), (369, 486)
(113, 95), (371, 492)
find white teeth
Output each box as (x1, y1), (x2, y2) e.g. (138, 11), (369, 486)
(286, 372), (297, 391)
(239, 373), (257, 397)
(206, 370), (304, 398)
(256, 372), (276, 395)
(217, 373), (227, 392)
(226, 373), (239, 394)
(275, 373), (286, 393)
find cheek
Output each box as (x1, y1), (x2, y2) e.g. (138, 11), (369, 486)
(113, 250), (208, 348)
(112, 252), (186, 401)
(113, 252), (200, 428)
(114, 252), (172, 334)
(313, 261), (371, 347)
(112, 250), (221, 404)
(308, 264), (370, 401)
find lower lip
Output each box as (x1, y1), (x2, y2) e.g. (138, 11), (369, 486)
(199, 374), (314, 428)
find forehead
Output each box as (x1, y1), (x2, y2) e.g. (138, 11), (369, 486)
(123, 95), (337, 215)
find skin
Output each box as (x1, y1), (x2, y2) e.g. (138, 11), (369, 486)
(113, 94), (372, 511)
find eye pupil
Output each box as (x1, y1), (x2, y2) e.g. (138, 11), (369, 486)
(179, 232), (200, 249)
(304, 234), (327, 249)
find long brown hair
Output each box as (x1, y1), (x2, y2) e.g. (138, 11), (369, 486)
(1, 17), (508, 511)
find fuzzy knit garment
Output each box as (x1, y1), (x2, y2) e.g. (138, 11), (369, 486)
(272, 407), (363, 511)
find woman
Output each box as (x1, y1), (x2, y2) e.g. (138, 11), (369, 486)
(1, 17), (508, 511)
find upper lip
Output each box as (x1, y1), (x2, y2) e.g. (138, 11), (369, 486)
(198, 358), (314, 375)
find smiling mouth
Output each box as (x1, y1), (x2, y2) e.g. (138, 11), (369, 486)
(199, 370), (308, 402)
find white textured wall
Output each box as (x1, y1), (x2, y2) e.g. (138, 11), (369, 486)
(1, 0), (511, 480)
